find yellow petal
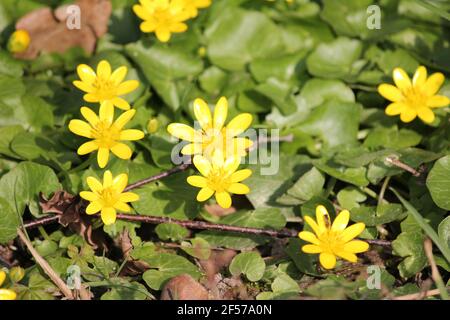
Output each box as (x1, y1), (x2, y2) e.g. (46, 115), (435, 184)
(231, 169), (252, 183)
(377, 84), (403, 102)
(80, 107), (99, 126)
(140, 21), (156, 33)
(417, 107), (435, 124)
(226, 113), (252, 137)
(101, 207), (117, 225)
(223, 155), (240, 174)
(400, 108), (417, 123)
(304, 215), (320, 235)
(427, 95), (450, 108)
(86, 176), (103, 192)
(215, 191), (232, 208)
(197, 187), (214, 202)
(79, 191), (98, 201)
(393, 67), (412, 92)
(298, 231), (321, 245)
(77, 64), (96, 84)
(167, 123), (199, 142)
(385, 102), (406, 116)
(120, 129), (145, 141)
(335, 251), (358, 263)
(213, 96), (228, 130)
(112, 173), (128, 192)
(84, 93), (100, 103)
(187, 175), (207, 188)
(170, 22), (188, 33)
(193, 98), (212, 131)
(86, 201), (102, 214)
(73, 80), (94, 93)
(111, 143), (132, 159)
(227, 183), (250, 195)
(423, 72), (445, 96)
(114, 109), (136, 130)
(319, 252), (336, 269)
(230, 137), (253, 156)
(181, 143), (202, 155)
(112, 97), (131, 111)
(78, 141), (98, 155)
(133, 4), (152, 20)
(114, 201), (131, 212)
(119, 192), (139, 202)
(343, 240), (370, 253)
(117, 80), (139, 95)
(99, 101), (114, 124)
(155, 27), (171, 42)
(0, 289), (17, 300)
(331, 210), (349, 232)
(316, 205), (330, 233)
(110, 66), (128, 85)
(340, 223), (366, 242)
(97, 60), (111, 79)
(211, 149), (225, 168)
(302, 244), (323, 254)
(412, 66), (427, 87)
(0, 271), (5, 287)
(69, 120), (92, 138)
(193, 155), (212, 177)
(103, 170), (113, 187)
(97, 147), (110, 168)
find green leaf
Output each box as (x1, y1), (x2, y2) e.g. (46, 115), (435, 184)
(391, 188), (450, 263)
(392, 231), (427, 278)
(155, 223), (190, 242)
(141, 253), (201, 290)
(337, 187), (367, 210)
(306, 37), (365, 81)
(205, 7), (285, 71)
(300, 78), (355, 109)
(101, 279), (151, 300)
(426, 155), (450, 210)
(364, 127), (422, 149)
(438, 216), (450, 249)
(229, 251), (265, 282)
(180, 237), (211, 260)
(277, 167), (325, 205)
(350, 204), (407, 226)
(314, 159), (369, 187)
(0, 197), (18, 244)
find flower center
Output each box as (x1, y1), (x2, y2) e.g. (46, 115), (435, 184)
(318, 230), (345, 254)
(93, 77), (117, 100)
(99, 187), (119, 207)
(91, 121), (120, 148)
(206, 169), (232, 193)
(403, 87), (428, 109)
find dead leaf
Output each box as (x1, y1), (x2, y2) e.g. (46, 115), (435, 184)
(160, 274), (209, 300)
(199, 249), (237, 281)
(205, 204), (236, 218)
(14, 0), (112, 60)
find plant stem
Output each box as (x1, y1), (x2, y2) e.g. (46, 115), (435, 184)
(377, 176), (391, 208)
(424, 238), (449, 300)
(385, 156), (421, 177)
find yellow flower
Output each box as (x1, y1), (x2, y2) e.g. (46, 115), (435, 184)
(0, 270), (17, 300)
(299, 205), (369, 270)
(167, 97), (253, 159)
(80, 171), (139, 225)
(187, 151), (252, 209)
(68, 102), (145, 168)
(378, 66), (450, 124)
(133, 0), (190, 42)
(7, 29), (31, 53)
(73, 60), (139, 111)
(181, 0), (212, 18)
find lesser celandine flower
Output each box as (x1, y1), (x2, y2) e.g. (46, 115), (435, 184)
(7, 29), (31, 53)
(378, 66), (450, 124)
(167, 97), (253, 159)
(73, 60), (139, 110)
(299, 205), (369, 270)
(182, 0), (212, 18)
(80, 171), (139, 225)
(68, 102), (144, 168)
(133, 0), (190, 42)
(187, 151), (252, 209)
(0, 270), (16, 300)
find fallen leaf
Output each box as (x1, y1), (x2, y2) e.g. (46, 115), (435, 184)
(160, 274), (209, 300)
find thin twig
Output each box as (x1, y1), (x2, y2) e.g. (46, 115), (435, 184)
(392, 288), (449, 300)
(424, 238), (449, 300)
(124, 162), (191, 192)
(17, 228), (74, 300)
(23, 215), (59, 229)
(385, 156), (421, 177)
(116, 214), (298, 238)
(377, 176), (390, 208)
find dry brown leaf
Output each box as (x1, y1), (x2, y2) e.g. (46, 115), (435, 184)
(14, 0), (112, 60)
(160, 274), (209, 300)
